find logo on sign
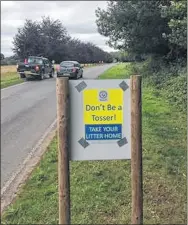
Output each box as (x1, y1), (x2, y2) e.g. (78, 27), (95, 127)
(99, 90), (108, 101)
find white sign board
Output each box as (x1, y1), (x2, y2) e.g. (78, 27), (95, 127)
(69, 79), (131, 161)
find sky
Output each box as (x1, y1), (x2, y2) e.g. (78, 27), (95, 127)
(1, 1), (116, 57)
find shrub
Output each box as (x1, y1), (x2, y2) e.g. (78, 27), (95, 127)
(161, 74), (187, 112)
(131, 56), (187, 112)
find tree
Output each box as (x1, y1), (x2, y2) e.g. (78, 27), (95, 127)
(95, 1), (170, 55)
(64, 39), (113, 63)
(12, 20), (42, 59)
(12, 17), (70, 61)
(39, 16), (71, 61)
(160, 0), (187, 58)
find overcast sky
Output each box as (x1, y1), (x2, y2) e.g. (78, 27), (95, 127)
(1, 1), (115, 57)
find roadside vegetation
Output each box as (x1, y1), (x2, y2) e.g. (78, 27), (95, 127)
(2, 62), (186, 224)
(96, 0), (187, 112)
(1, 16), (113, 66)
(1, 65), (23, 89)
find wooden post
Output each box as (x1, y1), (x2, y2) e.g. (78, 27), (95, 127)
(56, 77), (70, 225)
(131, 75), (143, 224)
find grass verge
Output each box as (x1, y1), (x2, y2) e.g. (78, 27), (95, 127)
(2, 63), (186, 224)
(1, 71), (23, 89)
(1, 65), (24, 89)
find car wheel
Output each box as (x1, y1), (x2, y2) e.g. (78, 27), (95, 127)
(40, 71), (45, 80)
(20, 73), (26, 79)
(50, 69), (54, 78)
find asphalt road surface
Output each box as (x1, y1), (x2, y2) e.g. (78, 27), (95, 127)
(1, 64), (115, 189)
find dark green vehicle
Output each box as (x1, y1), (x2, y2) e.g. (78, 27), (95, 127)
(56, 61), (83, 79)
(17, 56), (55, 80)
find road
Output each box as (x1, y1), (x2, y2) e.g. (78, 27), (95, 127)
(1, 64), (115, 189)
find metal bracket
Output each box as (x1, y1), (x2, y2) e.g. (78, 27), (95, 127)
(119, 81), (129, 91)
(117, 137), (128, 147)
(78, 137), (90, 148)
(75, 81), (87, 93)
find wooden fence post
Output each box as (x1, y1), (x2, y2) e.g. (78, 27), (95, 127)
(56, 77), (70, 224)
(131, 75), (143, 224)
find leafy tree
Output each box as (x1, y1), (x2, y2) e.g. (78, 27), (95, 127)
(65, 39), (113, 63)
(39, 16), (71, 61)
(95, 1), (170, 55)
(160, 0), (187, 58)
(12, 20), (42, 59)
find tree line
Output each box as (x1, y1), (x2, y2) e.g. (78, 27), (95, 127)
(9, 16), (113, 64)
(95, 0), (187, 61)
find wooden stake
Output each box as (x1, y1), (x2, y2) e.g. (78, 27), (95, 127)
(131, 75), (143, 224)
(56, 77), (70, 225)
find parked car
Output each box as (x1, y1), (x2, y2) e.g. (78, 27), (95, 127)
(17, 56), (55, 80)
(56, 61), (83, 79)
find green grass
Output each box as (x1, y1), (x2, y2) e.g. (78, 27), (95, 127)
(99, 62), (133, 79)
(1, 72), (23, 89)
(2, 63), (186, 224)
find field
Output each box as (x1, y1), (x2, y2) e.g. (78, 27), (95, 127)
(2, 63), (186, 224)
(1, 65), (23, 89)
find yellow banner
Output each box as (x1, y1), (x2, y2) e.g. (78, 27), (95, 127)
(83, 89), (123, 125)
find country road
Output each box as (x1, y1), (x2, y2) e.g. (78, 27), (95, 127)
(1, 63), (115, 190)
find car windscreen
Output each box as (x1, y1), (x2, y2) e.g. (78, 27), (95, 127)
(60, 62), (74, 67)
(28, 57), (43, 64)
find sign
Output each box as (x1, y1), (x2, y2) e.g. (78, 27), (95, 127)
(83, 89), (123, 141)
(69, 79), (131, 161)
(57, 76), (143, 224)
